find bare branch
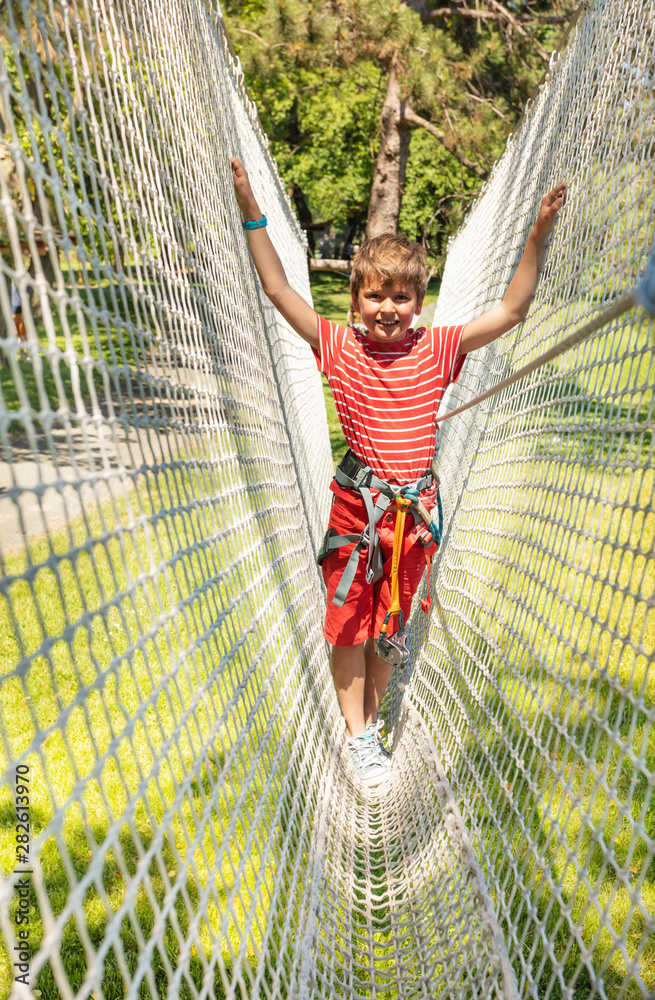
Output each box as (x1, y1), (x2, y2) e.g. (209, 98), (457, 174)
(485, 0), (550, 61)
(425, 0), (556, 64)
(234, 27), (270, 45)
(423, 7), (571, 25)
(401, 108), (487, 177)
(233, 27), (289, 50)
(466, 90), (507, 119)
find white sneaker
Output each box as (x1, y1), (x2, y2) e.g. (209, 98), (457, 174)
(347, 731), (391, 787)
(366, 719), (391, 760)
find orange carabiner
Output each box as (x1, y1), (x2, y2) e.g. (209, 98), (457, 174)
(378, 494), (411, 637)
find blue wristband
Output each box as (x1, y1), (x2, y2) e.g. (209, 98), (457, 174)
(242, 216), (267, 230)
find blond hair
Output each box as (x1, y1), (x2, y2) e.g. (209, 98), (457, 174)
(350, 233), (427, 302)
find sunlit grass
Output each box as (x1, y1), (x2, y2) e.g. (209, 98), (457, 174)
(0, 461), (310, 1000)
(308, 271), (351, 326)
(431, 411), (655, 997)
(0, 262), (652, 998)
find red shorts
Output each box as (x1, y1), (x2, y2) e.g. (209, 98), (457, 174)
(321, 489), (431, 647)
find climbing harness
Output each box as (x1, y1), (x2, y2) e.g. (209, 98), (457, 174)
(317, 450), (444, 665)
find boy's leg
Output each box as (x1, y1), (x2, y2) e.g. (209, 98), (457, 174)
(331, 642), (367, 737)
(322, 493), (429, 739)
(322, 497), (377, 739)
(333, 640), (391, 787)
(363, 637), (394, 725)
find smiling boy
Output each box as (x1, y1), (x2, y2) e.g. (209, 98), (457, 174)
(232, 156), (566, 787)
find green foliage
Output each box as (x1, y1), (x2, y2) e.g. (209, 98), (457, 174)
(250, 62), (381, 227)
(225, 0), (576, 268)
(399, 128), (482, 265)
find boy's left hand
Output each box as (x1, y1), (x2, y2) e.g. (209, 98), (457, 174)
(533, 182), (567, 239)
(458, 181), (568, 355)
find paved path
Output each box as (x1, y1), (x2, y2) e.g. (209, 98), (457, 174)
(0, 417), (164, 558)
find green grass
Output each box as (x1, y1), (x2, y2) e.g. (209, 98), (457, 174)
(421, 430), (655, 996)
(307, 270), (655, 993)
(308, 271), (352, 326)
(321, 375), (349, 470)
(309, 272), (351, 470)
(0, 276), (143, 428)
(0, 457), (319, 1000)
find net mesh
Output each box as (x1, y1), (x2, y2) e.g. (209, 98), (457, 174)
(0, 1), (653, 999)
(424, 1), (655, 995)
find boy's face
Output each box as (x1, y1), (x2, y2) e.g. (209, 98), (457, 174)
(353, 277), (423, 343)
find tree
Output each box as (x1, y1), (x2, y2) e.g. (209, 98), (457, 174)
(225, 0), (576, 262)
(242, 57), (383, 253)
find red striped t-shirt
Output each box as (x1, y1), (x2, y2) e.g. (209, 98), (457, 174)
(315, 316), (466, 485)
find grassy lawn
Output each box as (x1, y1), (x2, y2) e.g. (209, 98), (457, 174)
(0, 447), (321, 1000)
(308, 271), (352, 325)
(307, 271), (655, 991)
(423, 417), (655, 995)
(2, 447), (652, 997)
(309, 272), (351, 470)
(0, 276), (142, 430)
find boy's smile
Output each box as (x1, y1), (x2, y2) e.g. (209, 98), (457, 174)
(354, 279), (423, 343)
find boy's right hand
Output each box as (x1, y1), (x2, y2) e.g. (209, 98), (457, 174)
(230, 157), (319, 349)
(231, 157), (259, 218)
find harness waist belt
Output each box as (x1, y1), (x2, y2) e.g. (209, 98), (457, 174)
(318, 450), (434, 607)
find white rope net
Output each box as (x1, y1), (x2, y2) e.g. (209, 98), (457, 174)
(0, 2), (652, 999)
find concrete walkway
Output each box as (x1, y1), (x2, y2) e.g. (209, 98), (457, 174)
(0, 416), (166, 558)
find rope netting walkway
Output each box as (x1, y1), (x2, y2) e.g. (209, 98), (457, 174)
(0, 1), (652, 999)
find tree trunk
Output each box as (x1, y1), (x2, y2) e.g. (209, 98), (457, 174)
(291, 184), (316, 256)
(366, 67), (412, 240)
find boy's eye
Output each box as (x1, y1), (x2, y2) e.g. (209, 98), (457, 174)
(366, 293), (409, 301)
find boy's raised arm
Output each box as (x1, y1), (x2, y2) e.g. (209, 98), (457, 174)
(458, 183), (567, 355)
(231, 158), (319, 349)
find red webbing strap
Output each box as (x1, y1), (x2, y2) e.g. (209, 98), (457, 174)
(411, 508), (438, 615)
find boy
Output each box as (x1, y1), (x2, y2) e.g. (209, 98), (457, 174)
(232, 156), (566, 787)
